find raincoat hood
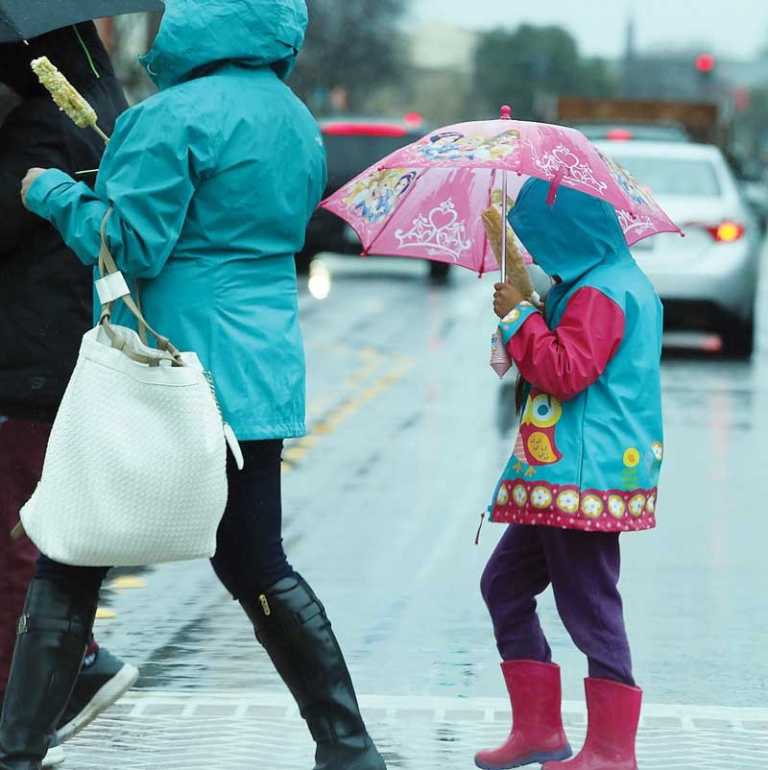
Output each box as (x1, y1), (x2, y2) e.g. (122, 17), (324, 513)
(508, 177), (630, 285)
(0, 22), (112, 98)
(141, 0), (308, 90)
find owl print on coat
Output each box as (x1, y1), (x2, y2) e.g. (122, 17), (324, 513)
(513, 390), (563, 476)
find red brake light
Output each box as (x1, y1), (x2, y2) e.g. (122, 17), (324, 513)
(322, 123), (408, 137)
(606, 128), (634, 141)
(706, 221), (745, 242)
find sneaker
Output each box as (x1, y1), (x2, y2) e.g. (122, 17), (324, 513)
(55, 648), (139, 743)
(42, 745), (65, 767)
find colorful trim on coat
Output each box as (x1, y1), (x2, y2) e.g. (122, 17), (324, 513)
(491, 479), (657, 532)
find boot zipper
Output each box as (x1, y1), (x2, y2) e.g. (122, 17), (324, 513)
(17, 614), (29, 635)
(259, 595), (271, 617)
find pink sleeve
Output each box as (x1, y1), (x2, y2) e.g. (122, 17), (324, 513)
(502, 287), (625, 401)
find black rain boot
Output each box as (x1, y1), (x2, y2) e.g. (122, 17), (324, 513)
(0, 579), (97, 770)
(241, 574), (386, 770)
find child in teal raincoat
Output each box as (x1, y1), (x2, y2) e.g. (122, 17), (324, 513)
(475, 178), (664, 770)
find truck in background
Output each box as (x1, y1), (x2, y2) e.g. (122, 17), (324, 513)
(557, 96), (768, 230)
(556, 96), (725, 145)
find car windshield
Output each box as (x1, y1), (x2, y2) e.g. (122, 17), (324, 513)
(323, 134), (416, 188)
(613, 156), (722, 197)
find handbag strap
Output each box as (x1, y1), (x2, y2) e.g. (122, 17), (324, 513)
(98, 210), (184, 367)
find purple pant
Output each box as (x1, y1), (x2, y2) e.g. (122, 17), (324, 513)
(481, 524), (635, 686)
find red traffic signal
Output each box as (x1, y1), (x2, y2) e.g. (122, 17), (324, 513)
(695, 53), (716, 74)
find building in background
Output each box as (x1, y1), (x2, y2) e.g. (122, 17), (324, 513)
(404, 22), (478, 125)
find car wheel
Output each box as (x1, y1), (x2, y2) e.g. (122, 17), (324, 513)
(295, 247), (316, 275)
(428, 260), (451, 284)
(722, 316), (755, 358)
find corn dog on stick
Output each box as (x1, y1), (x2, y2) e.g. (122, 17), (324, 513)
(30, 56), (109, 143)
(482, 206), (536, 300)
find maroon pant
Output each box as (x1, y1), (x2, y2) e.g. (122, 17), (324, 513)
(0, 418), (52, 693)
(480, 524), (635, 685)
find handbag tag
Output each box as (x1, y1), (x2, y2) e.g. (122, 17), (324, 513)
(95, 271), (130, 305)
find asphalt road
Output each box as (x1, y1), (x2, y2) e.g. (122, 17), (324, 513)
(273, 250), (767, 708)
(77, 247), (768, 769)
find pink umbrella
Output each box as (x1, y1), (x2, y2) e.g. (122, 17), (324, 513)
(320, 106), (682, 278)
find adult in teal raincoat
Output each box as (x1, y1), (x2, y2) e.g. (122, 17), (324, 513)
(2, 3), (386, 769)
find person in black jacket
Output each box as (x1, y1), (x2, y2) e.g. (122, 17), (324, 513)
(0, 23), (139, 761)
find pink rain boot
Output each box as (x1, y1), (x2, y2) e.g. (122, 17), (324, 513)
(474, 660), (572, 769)
(542, 678), (642, 770)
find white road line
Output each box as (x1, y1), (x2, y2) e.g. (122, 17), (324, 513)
(116, 690), (768, 726)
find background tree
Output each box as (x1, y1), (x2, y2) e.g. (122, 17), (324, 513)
(291, 0), (410, 115)
(471, 24), (617, 119)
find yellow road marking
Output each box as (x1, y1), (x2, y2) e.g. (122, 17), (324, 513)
(283, 446), (307, 462)
(108, 576), (146, 590)
(284, 348), (415, 471)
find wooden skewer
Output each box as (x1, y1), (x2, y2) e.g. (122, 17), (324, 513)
(94, 125), (110, 144)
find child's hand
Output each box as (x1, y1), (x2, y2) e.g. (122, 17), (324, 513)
(493, 282), (526, 319)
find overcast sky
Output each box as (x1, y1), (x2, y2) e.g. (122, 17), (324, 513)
(412, 0), (768, 60)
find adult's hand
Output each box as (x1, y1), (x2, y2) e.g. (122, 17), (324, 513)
(21, 168), (47, 209)
(493, 281), (526, 319)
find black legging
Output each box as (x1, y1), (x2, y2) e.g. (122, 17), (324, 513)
(35, 440), (295, 600)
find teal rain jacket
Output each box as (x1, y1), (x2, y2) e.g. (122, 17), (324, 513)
(490, 178), (664, 533)
(26, 0), (326, 440)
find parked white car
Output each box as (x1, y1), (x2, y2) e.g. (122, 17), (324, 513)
(594, 140), (762, 356)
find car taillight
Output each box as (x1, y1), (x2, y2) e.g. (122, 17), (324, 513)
(403, 112), (424, 129)
(606, 128), (633, 141)
(706, 221), (745, 242)
(322, 123), (409, 137)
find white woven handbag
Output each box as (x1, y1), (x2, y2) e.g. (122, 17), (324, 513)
(19, 211), (242, 567)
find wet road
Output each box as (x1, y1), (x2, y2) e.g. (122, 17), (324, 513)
(78, 247), (768, 768)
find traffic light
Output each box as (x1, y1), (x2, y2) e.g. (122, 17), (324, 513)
(695, 53), (716, 75)
(694, 53), (716, 99)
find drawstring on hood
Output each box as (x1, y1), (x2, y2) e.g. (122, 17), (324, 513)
(508, 177), (631, 288)
(140, 0), (308, 91)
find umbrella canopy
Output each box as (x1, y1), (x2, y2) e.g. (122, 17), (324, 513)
(321, 109), (682, 275)
(0, 0), (164, 43)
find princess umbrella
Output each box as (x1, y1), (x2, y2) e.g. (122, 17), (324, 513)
(320, 106), (682, 280)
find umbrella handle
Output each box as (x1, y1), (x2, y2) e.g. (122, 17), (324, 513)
(500, 171), (508, 284)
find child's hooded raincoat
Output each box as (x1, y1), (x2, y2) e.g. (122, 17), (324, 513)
(25, 0), (325, 441)
(490, 178), (664, 533)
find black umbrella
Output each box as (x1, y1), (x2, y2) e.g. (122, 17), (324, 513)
(0, 0), (164, 43)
